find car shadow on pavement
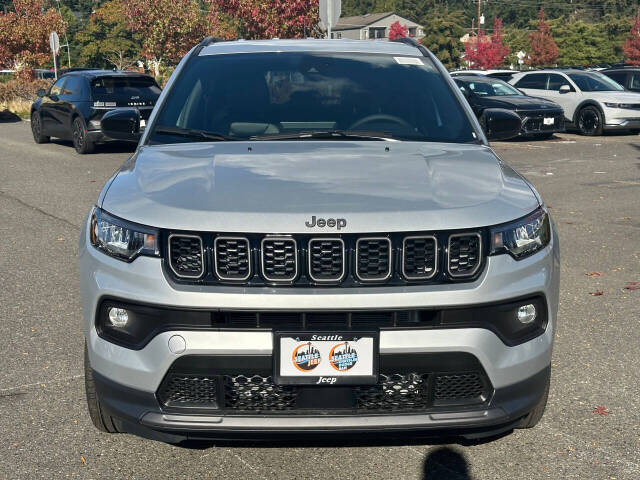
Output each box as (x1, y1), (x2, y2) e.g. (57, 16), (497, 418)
(422, 447), (471, 480)
(0, 110), (22, 122)
(50, 138), (137, 154)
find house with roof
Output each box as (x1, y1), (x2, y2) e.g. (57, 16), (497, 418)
(332, 12), (424, 40)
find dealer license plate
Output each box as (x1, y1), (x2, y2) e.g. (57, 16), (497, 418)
(543, 117), (554, 125)
(274, 331), (379, 385)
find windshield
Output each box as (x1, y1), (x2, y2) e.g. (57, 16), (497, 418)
(568, 72), (624, 92)
(458, 78), (521, 96)
(149, 52), (476, 144)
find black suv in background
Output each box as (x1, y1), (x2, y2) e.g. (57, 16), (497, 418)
(454, 75), (565, 139)
(601, 67), (640, 93)
(30, 70), (161, 154)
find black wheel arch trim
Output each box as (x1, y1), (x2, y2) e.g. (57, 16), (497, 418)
(573, 100), (605, 124)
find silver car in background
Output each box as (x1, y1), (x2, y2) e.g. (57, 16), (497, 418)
(79, 38), (559, 444)
(510, 69), (640, 135)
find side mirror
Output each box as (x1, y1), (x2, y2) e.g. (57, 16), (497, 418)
(100, 108), (141, 142)
(559, 84), (571, 93)
(480, 108), (522, 141)
(37, 89), (46, 98)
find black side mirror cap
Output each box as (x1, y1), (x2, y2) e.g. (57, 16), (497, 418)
(36, 89), (46, 98)
(100, 108), (141, 142)
(480, 108), (522, 141)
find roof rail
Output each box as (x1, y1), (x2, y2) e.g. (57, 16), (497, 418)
(191, 36), (230, 58)
(391, 37), (433, 59)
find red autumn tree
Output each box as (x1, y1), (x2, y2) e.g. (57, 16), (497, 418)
(623, 8), (640, 66)
(489, 17), (509, 65)
(527, 8), (558, 67)
(463, 18), (508, 69)
(388, 21), (408, 40)
(0, 0), (65, 71)
(209, 0), (319, 40)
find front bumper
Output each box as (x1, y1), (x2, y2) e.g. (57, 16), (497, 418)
(602, 107), (640, 130)
(79, 216), (559, 439)
(93, 365), (550, 443)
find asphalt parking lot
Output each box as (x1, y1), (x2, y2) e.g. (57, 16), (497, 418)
(0, 120), (639, 479)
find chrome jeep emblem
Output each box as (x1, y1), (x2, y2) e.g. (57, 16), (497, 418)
(305, 215), (347, 230)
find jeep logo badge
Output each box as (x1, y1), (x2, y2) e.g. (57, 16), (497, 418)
(305, 215), (347, 230)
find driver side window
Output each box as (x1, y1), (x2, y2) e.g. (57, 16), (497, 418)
(49, 77), (66, 96)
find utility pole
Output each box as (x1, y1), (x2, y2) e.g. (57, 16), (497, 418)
(477, 0), (481, 34)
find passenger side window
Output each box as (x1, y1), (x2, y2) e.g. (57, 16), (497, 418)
(62, 76), (83, 99)
(630, 74), (640, 91)
(49, 77), (66, 96)
(547, 74), (569, 91)
(514, 73), (547, 90)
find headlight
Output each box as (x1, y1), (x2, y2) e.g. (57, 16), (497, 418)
(90, 208), (159, 262)
(604, 102), (634, 109)
(490, 208), (550, 260)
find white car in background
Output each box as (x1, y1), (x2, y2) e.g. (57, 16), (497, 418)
(509, 69), (640, 135)
(450, 69), (516, 81)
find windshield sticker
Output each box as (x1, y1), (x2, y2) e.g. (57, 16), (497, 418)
(394, 56), (424, 66)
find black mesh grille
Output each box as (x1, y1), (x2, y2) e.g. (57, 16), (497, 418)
(448, 234), (481, 277)
(223, 375), (297, 411)
(434, 373), (485, 401)
(355, 373), (430, 411)
(169, 235), (203, 278)
(157, 375), (218, 408)
(157, 370), (490, 412)
(261, 237), (297, 281)
(308, 239), (344, 281)
(356, 238), (391, 280)
(215, 237), (250, 280)
(403, 236), (437, 280)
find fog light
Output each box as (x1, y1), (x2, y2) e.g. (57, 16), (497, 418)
(108, 307), (129, 327)
(516, 304), (536, 324)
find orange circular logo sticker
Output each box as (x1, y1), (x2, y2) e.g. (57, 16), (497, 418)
(292, 342), (321, 371)
(329, 342), (358, 371)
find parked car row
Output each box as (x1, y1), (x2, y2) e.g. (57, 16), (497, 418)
(451, 67), (640, 137)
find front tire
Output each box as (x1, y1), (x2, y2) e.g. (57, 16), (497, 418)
(517, 372), (550, 429)
(72, 117), (95, 154)
(84, 343), (117, 433)
(30, 111), (50, 144)
(576, 106), (603, 136)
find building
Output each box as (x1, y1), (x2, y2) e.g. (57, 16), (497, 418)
(332, 12), (424, 41)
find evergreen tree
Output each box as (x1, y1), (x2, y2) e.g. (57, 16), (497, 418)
(420, 9), (465, 70)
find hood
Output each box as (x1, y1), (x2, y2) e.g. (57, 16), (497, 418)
(101, 141), (539, 233)
(483, 95), (562, 111)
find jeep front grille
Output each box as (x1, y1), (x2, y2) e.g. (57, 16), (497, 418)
(447, 233), (482, 278)
(402, 236), (437, 280)
(214, 236), (251, 281)
(355, 237), (392, 281)
(165, 230), (485, 286)
(168, 234), (204, 278)
(261, 237), (297, 282)
(308, 238), (345, 282)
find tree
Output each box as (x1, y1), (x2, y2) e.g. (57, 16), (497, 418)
(463, 18), (508, 69)
(209, 0), (320, 39)
(420, 9), (465, 70)
(123, 0), (210, 76)
(527, 8), (558, 67)
(623, 8), (640, 65)
(388, 20), (407, 40)
(489, 17), (509, 65)
(74, 0), (141, 69)
(0, 0), (65, 71)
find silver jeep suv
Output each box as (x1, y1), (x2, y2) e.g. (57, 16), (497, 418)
(79, 38), (559, 443)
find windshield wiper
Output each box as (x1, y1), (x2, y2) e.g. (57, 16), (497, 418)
(153, 125), (237, 142)
(251, 130), (396, 141)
